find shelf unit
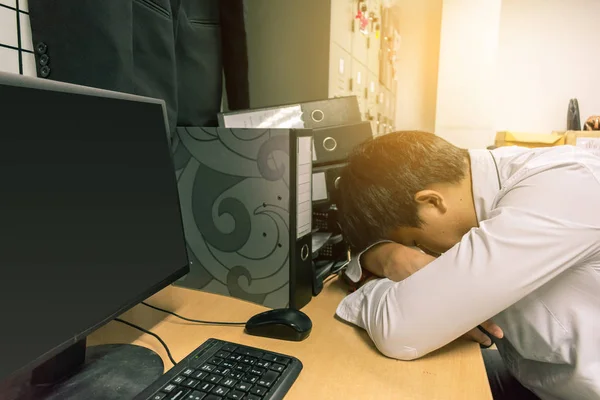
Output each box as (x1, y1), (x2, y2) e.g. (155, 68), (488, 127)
(244, 0), (398, 136)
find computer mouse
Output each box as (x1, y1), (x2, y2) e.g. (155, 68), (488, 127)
(245, 308), (312, 342)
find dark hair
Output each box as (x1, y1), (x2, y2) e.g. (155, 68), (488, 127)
(337, 131), (469, 250)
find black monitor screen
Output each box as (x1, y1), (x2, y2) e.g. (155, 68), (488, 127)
(0, 79), (189, 382)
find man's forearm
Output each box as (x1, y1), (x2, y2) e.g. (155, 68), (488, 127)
(361, 243), (436, 282)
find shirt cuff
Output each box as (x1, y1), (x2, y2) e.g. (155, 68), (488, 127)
(344, 240), (394, 282)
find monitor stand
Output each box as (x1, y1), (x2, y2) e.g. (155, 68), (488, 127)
(3, 339), (164, 400)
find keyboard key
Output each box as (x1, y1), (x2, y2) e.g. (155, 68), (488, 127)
(249, 367), (265, 376)
(246, 395), (261, 400)
(198, 382), (215, 393)
(183, 379), (200, 388)
(172, 375), (187, 385)
(206, 374), (223, 384)
(241, 357), (256, 365)
(229, 371), (243, 380)
(221, 378), (237, 388)
(182, 368), (195, 376)
(214, 367), (231, 376)
(163, 384), (178, 393)
(269, 363), (285, 373)
(247, 350), (264, 358)
(222, 344), (238, 352)
(234, 364), (250, 373)
(261, 354), (277, 362)
(151, 393), (167, 400)
(200, 364), (216, 372)
(235, 348), (263, 359)
(278, 357), (290, 366)
(242, 374), (258, 384)
(248, 350), (265, 358)
(261, 354), (289, 365)
(166, 387), (191, 400)
(212, 385), (230, 396)
(221, 361), (236, 369)
(204, 395), (224, 400)
(215, 351), (231, 359)
(209, 357), (224, 366)
(257, 370), (279, 388)
(228, 354), (243, 362)
(234, 382), (251, 392)
(249, 386), (267, 396)
(255, 361), (270, 368)
(227, 390), (245, 400)
(185, 391), (207, 400)
(192, 371), (209, 380)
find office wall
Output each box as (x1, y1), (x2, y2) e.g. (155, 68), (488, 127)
(434, 0), (503, 149)
(0, 0), (35, 76)
(392, 0), (442, 133)
(432, 0), (600, 148)
(496, 0), (600, 133)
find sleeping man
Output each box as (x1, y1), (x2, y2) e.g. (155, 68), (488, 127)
(334, 131), (600, 400)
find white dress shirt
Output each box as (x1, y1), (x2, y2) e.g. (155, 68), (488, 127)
(336, 146), (600, 400)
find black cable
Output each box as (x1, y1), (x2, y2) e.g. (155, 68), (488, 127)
(114, 317), (177, 365)
(141, 301), (247, 326)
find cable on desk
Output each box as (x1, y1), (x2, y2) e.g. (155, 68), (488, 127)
(141, 301), (247, 326)
(114, 317), (177, 366)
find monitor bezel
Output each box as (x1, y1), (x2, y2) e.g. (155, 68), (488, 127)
(0, 72), (190, 383)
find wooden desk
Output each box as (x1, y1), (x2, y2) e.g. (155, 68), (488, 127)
(89, 278), (492, 400)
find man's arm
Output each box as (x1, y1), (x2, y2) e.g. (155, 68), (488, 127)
(351, 199), (599, 361)
(344, 241), (431, 283)
(361, 242), (504, 346)
(361, 243), (435, 281)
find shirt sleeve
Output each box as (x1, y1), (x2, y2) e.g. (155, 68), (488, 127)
(354, 192), (600, 360)
(344, 240), (394, 282)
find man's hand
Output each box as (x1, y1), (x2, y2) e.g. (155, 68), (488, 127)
(463, 320), (504, 347)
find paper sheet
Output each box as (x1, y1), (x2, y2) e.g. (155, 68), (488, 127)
(312, 172), (328, 201)
(222, 106), (304, 129)
(297, 137), (313, 239)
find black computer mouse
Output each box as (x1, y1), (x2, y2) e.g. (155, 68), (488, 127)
(245, 308), (312, 342)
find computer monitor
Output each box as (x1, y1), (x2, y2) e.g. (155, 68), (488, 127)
(0, 73), (189, 398)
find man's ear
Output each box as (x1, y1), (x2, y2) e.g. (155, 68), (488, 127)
(414, 190), (447, 213)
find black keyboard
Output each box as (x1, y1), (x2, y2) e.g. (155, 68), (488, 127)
(134, 338), (303, 400)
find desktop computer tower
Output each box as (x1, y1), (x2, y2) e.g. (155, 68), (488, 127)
(171, 127), (314, 310)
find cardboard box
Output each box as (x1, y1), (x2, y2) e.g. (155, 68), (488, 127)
(564, 130), (600, 146)
(494, 131), (565, 148)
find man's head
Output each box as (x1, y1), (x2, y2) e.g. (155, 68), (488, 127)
(337, 131), (478, 254)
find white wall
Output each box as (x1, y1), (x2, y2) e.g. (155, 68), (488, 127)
(392, 0), (442, 133)
(430, 0), (600, 148)
(496, 0), (600, 133)
(0, 0), (35, 76)
(434, 0), (503, 149)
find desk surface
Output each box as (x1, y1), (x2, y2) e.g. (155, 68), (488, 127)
(89, 277), (492, 400)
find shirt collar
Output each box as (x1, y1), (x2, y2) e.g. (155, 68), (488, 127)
(468, 149), (501, 223)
